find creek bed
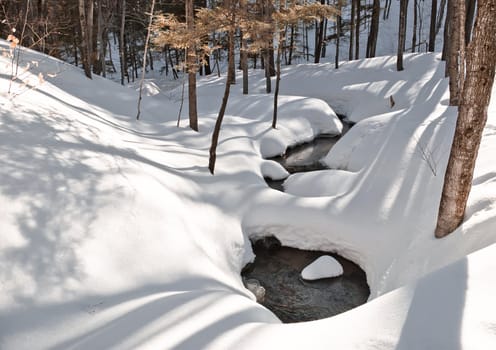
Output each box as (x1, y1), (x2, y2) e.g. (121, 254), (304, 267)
(242, 239), (369, 323)
(247, 117), (369, 323)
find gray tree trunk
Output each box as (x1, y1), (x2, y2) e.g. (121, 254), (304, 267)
(397, 0), (408, 71)
(186, 0), (198, 130)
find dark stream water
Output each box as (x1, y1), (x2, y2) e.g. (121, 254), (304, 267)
(265, 118), (352, 191)
(242, 117), (370, 323)
(242, 239), (369, 323)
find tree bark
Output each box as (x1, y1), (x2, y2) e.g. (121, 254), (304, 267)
(273, 30), (283, 129)
(78, 0), (92, 78)
(412, 0), (418, 52)
(119, 0), (126, 85)
(355, 0), (360, 59)
(136, 0), (156, 120)
(366, 0), (380, 58)
(435, 0), (496, 237)
(464, 0), (476, 45)
(208, 2), (235, 175)
(429, 0), (438, 51)
(397, 0), (408, 71)
(447, 0), (460, 105)
(349, 0), (355, 60)
(186, 0), (198, 130)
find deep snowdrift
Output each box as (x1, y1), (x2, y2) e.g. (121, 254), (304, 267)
(1, 39), (496, 349)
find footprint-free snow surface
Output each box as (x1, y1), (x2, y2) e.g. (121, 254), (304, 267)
(2, 34), (496, 350)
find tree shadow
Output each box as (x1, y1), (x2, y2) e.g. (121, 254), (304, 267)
(396, 257), (467, 349)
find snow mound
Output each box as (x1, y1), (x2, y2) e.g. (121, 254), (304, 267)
(260, 160), (289, 180)
(301, 255), (344, 280)
(284, 169), (357, 197)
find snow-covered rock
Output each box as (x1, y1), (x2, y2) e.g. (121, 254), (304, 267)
(301, 255), (344, 280)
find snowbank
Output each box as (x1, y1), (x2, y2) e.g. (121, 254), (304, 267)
(1, 36), (496, 350)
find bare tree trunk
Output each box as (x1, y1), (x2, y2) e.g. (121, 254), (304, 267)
(436, 0), (448, 36)
(355, 0), (360, 59)
(87, 0), (94, 69)
(288, 24), (295, 65)
(412, 0), (418, 52)
(136, 0), (155, 120)
(208, 6), (235, 175)
(186, 0), (199, 130)
(435, 0), (496, 237)
(397, 0), (408, 71)
(97, 0), (105, 76)
(429, 0), (438, 51)
(349, 0), (355, 60)
(383, 0), (392, 20)
(314, 0), (326, 63)
(241, 30), (248, 94)
(335, 5), (341, 68)
(366, 0), (380, 58)
(78, 0), (92, 78)
(448, 0), (460, 105)
(119, 0), (126, 85)
(464, 0), (476, 44)
(442, 0), (451, 63)
(273, 30), (283, 129)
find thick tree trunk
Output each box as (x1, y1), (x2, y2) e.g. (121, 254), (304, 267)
(435, 0), (496, 238)
(241, 30), (248, 94)
(186, 0), (198, 130)
(397, 0), (408, 71)
(429, 0), (438, 51)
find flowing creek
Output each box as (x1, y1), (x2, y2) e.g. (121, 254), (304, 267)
(242, 117), (370, 323)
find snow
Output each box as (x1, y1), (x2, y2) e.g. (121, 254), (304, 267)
(301, 255), (344, 280)
(1, 9), (496, 348)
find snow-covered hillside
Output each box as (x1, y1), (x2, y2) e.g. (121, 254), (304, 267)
(1, 32), (496, 350)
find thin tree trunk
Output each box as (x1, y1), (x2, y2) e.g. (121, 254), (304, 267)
(429, 0), (438, 51)
(241, 30), (249, 94)
(448, 0), (460, 105)
(355, 0), (360, 59)
(366, 0), (380, 58)
(186, 0), (198, 130)
(464, 0), (476, 44)
(442, 0), (451, 63)
(78, 0), (92, 78)
(273, 30), (283, 129)
(208, 8), (235, 175)
(436, 0), (448, 36)
(435, 0), (496, 237)
(412, 0), (418, 52)
(315, 0), (326, 63)
(136, 0), (155, 120)
(335, 11), (341, 68)
(349, 0), (355, 60)
(119, 0), (126, 85)
(397, 0), (408, 71)
(288, 24), (295, 65)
